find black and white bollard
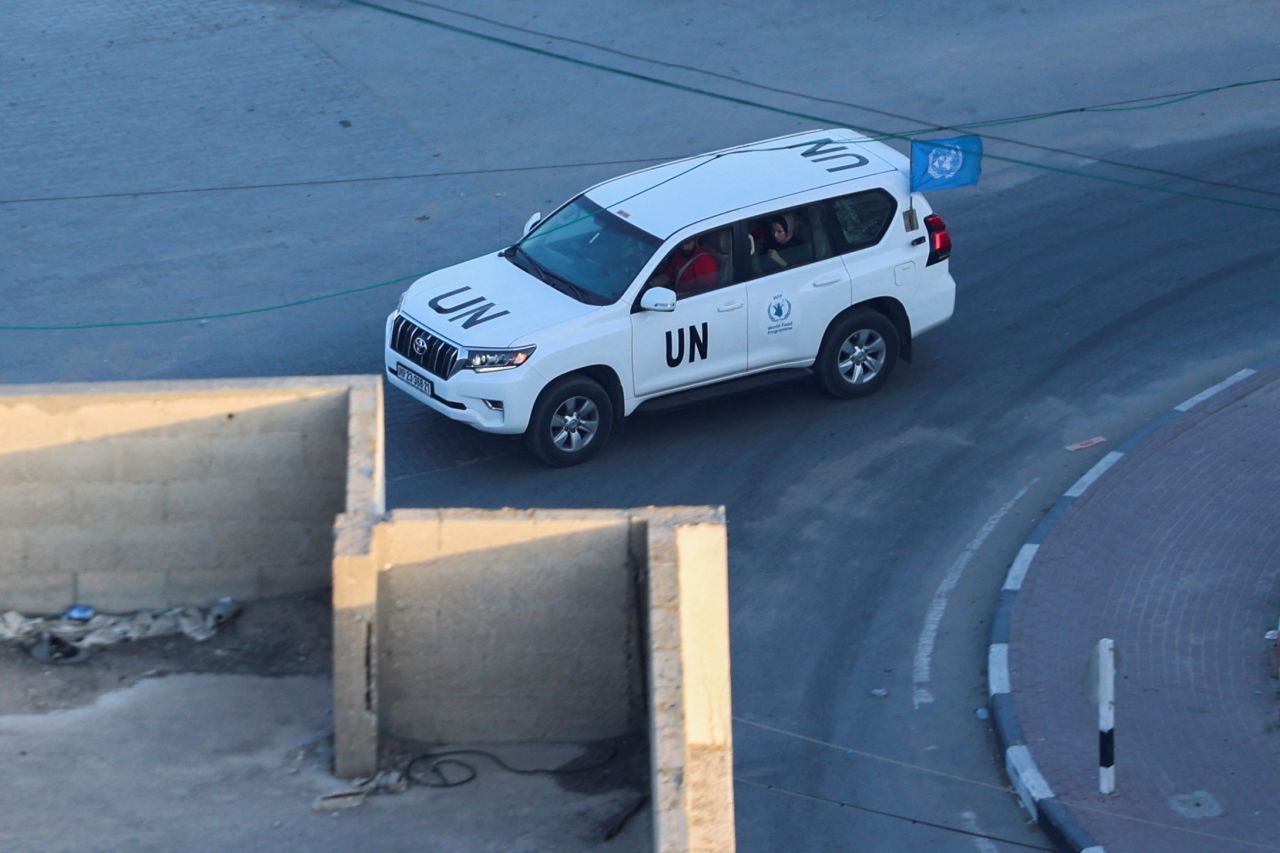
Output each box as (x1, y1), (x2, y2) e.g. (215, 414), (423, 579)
(1096, 638), (1116, 794)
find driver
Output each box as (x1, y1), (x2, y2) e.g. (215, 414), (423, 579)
(650, 237), (719, 294)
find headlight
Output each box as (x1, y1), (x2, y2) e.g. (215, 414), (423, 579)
(396, 290), (407, 312)
(463, 345), (536, 373)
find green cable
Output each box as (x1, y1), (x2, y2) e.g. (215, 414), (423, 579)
(341, 0), (1280, 217)
(0, 156), (722, 331)
(4, 2), (1276, 331)
(0, 272), (426, 331)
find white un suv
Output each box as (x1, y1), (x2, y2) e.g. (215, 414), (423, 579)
(385, 128), (956, 466)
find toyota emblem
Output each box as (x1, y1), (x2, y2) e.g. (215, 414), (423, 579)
(412, 336), (428, 356)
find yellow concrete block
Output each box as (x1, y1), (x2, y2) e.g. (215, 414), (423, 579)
(112, 435), (213, 482)
(73, 483), (166, 526)
(436, 515), (538, 557)
(647, 603), (682, 652)
(677, 524), (733, 748)
(166, 568), (261, 606)
(165, 481), (260, 522)
(381, 514), (441, 564)
(256, 476), (345, 522)
(213, 520), (321, 569)
(0, 484), (78, 528)
(8, 441), (116, 483)
(258, 561), (330, 597)
(0, 402), (74, 452)
(0, 573), (75, 615)
(301, 433), (348, 478)
(208, 432), (304, 479)
(26, 525), (118, 574)
(118, 523), (218, 574)
(77, 570), (169, 612)
(0, 529), (27, 573)
(0, 451), (31, 485)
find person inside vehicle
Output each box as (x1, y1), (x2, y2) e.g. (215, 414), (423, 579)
(650, 236), (719, 294)
(757, 212), (808, 271)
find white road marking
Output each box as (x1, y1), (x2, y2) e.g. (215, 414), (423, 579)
(962, 810), (999, 853)
(1065, 451), (1123, 497)
(988, 644), (1010, 696)
(913, 482), (1035, 708)
(1175, 368), (1255, 411)
(1002, 544), (1039, 592)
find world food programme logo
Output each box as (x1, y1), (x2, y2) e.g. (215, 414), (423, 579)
(926, 145), (964, 180)
(768, 296), (792, 323)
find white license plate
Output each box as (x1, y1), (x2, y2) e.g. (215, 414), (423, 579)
(396, 363), (433, 396)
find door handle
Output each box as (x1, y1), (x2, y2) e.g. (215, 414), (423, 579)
(812, 276), (843, 288)
(911, 236), (926, 246)
(717, 301), (744, 312)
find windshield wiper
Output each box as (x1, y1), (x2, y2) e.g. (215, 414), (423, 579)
(503, 245), (548, 283)
(540, 268), (600, 304)
(504, 246), (601, 304)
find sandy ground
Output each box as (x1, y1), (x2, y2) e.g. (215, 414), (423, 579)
(0, 593), (650, 853)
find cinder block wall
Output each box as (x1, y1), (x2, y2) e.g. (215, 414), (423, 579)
(0, 377), (383, 613)
(645, 518), (736, 853)
(375, 510), (644, 743)
(332, 506), (735, 853)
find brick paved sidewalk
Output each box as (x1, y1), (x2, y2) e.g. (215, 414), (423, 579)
(1010, 365), (1280, 852)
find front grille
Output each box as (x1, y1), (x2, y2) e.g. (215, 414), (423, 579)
(391, 314), (460, 380)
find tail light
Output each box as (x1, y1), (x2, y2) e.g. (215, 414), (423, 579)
(924, 214), (951, 266)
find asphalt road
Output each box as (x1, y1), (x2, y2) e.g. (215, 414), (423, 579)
(4, 2), (1278, 850)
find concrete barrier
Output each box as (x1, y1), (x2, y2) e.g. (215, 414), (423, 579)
(1, 377), (734, 851)
(333, 506), (735, 853)
(0, 376), (383, 613)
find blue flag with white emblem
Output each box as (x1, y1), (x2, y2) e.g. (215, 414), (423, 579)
(910, 135), (983, 191)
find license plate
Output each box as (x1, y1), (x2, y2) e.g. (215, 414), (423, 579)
(396, 363), (432, 396)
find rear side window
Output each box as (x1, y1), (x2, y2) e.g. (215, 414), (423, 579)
(740, 203), (836, 281)
(828, 189), (897, 253)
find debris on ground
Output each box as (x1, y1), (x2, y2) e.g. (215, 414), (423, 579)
(0, 598), (243, 664)
(312, 771), (409, 812)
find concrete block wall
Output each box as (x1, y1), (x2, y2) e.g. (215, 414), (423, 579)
(376, 509), (643, 743)
(0, 377), (383, 613)
(332, 506), (735, 853)
(645, 518), (736, 853)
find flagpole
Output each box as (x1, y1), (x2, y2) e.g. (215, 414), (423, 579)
(906, 141), (918, 231)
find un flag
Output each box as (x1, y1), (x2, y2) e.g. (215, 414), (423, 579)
(910, 135), (983, 191)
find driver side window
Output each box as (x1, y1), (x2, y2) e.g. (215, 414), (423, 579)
(647, 227), (734, 299)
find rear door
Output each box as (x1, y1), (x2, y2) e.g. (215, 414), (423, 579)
(742, 203), (851, 370)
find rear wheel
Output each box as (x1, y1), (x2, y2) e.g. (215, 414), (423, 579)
(524, 376), (614, 467)
(816, 309), (899, 399)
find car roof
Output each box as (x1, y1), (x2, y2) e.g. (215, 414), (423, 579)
(584, 128), (905, 239)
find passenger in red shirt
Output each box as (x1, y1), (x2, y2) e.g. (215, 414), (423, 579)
(651, 237), (719, 294)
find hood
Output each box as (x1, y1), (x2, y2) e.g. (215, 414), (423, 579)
(399, 252), (597, 347)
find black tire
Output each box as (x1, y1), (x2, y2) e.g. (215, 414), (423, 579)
(816, 308), (900, 399)
(524, 376), (615, 467)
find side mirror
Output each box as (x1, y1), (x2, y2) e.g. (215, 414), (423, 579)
(640, 287), (677, 313)
(522, 212), (542, 236)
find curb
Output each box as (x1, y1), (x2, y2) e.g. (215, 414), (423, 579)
(987, 354), (1280, 853)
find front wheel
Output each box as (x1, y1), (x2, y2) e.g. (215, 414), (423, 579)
(524, 376), (615, 467)
(816, 309), (900, 399)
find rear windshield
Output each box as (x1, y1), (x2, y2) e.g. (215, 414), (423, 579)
(518, 196), (662, 303)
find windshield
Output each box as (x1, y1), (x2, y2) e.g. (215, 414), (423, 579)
(515, 196), (661, 304)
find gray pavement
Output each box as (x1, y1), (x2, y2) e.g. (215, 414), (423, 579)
(1006, 359), (1280, 852)
(5, 1), (1280, 851)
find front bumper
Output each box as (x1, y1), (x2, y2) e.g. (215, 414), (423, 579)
(383, 311), (543, 435)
